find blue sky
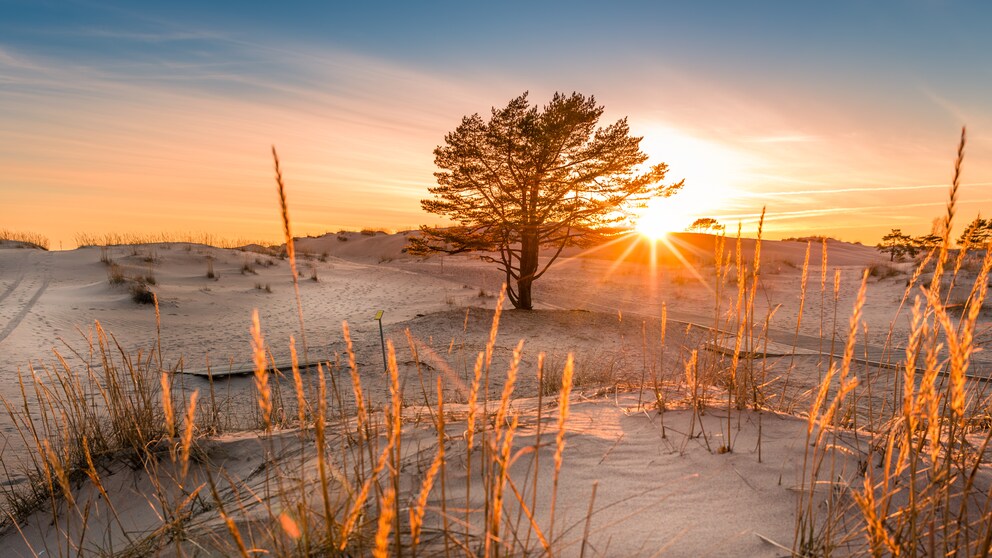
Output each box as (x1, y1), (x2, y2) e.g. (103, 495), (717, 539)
(3, 0), (992, 247)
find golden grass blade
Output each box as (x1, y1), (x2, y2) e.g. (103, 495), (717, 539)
(548, 354), (574, 543)
(339, 422), (395, 549)
(180, 390), (198, 477)
(495, 340), (523, 433)
(410, 449), (444, 547)
(315, 363), (337, 547)
(250, 310), (272, 430)
(272, 146), (310, 363)
(373, 484), (396, 558)
(290, 336), (307, 429)
(161, 371), (174, 441)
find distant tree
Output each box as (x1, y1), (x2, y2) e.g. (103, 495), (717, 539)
(914, 233), (942, 252)
(409, 91), (683, 309)
(907, 218), (945, 254)
(877, 229), (916, 261)
(686, 217), (724, 233)
(957, 216), (992, 247)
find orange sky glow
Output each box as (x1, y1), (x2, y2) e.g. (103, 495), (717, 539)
(3, 3), (992, 249)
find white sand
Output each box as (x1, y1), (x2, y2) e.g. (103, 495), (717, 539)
(0, 232), (986, 556)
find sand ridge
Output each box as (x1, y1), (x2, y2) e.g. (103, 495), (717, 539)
(2, 232), (989, 556)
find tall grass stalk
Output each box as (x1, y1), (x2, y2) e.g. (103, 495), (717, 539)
(548, 354), (574, 545)
(272, 146), (310, 365)
(8, 136), (992, 558)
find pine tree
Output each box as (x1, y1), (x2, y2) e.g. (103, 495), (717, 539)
(957, 216), (992, 247)
(877, 229), (915, 261)
(410, 92), (682, 309)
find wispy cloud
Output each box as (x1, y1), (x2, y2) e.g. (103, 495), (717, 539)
(736, 182), (992, 198)
(0, 39), (520, 246)
(3, 2), (992, 248)
(70, 28), (227, 42)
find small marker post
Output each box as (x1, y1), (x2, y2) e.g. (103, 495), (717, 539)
(374, 310), (386, 371)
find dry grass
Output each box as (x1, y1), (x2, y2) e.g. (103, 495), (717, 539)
(129, 282), (155, 304)
(866, 261), (902, 279)
(0, 229), (49, 250)
(0, 159), (592, 556)
(73, 231), (277, 250)
(790, 127), (992, 556)
(4, 130), (992, 557)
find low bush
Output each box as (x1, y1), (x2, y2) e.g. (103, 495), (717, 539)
(129, 282), (155, 304)
(107, 263), (127, 285)
(866, 262), (901, 279)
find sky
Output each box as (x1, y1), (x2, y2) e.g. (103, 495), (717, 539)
(2, 0), (992, 249)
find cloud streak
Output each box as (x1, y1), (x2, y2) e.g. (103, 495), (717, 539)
(2, 3), (992, 248)
(735, 182), (992, 198)
(0, 39), (522, 246)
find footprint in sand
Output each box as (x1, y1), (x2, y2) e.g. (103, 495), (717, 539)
(0, 255), (52, 346)
(0, 251), (29, 306)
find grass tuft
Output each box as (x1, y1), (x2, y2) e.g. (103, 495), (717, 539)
(0, 229), (49, 250)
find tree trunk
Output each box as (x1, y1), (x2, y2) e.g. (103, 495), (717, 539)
(514, 232), (539, 310)
(516, 277), (533, 310)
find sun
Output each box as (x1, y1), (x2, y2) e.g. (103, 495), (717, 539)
(635, 195), (700, 240)
(633, 124), (750, 240)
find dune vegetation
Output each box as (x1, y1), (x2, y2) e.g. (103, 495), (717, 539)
(0, 229), (50, 251)
(2, 133), (992, 557)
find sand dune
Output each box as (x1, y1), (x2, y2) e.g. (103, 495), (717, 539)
(1, 233), (989, 556)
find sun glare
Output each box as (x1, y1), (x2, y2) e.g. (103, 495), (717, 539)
(634, 126), (750, 240)
(635, 181), (739, 239)
(636, 197), (694, 239)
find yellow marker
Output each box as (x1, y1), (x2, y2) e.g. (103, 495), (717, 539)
(374, 310), (384, 321)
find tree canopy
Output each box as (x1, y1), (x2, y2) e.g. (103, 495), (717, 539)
(409, 91), (682, 309)
(687, 217), (724, 233)
(877, 229), (917, 261)
(958, 216), (992, 247)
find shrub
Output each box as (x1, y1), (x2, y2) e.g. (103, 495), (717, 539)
(866, 262), (901, 279)
(107, 264), (127, 285)
(129, 282), (155, 304)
